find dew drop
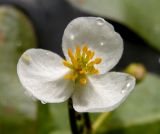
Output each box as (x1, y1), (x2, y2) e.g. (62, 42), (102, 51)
(96, 18), (105, 26)
(121, 82), (131, 94)
(121, 89), (126, 94)
(100, 42), (104, 46)
(70, 34), (75, 40)
(41, 100), (47, 104)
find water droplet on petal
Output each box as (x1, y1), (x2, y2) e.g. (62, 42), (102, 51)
(96, 18), (105, 26)
(121, 89), (126, 94)
(100, 42), (104, 46)
(70, 34), (75, 40)
(121, 81), (132, 94)
(41, 100), (47, 104)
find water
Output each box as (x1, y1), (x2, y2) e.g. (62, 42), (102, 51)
(100, 42), (104, 46)
(46, 52), (49, 55)
(41, 100), (47, 104)
(70, 34), (75, 40)
(121, 82), (131, 94)
(96, 18), (105, 26)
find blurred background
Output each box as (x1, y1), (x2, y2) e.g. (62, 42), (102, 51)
(0, 0), (160, 134)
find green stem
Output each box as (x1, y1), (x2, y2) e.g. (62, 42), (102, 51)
(36, 101), (54, 134)
(92, 112), (110, 134)
(68, 99), (79, 134)
(83, 113), (92, 134)
(68, 98), (92, 134)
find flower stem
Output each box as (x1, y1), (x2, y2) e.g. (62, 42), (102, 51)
(92, 112), (110, 134)
(68, 98), (92, 134)
(68, 99), (79, 134)
(83, 112), (92, 133)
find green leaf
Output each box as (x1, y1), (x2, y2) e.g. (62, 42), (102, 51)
(0, 6), (71, 134)
(49, 102), (71, 132)
(92, 73), (160, 134)
(67, 0), (160, 51)
(37, 102), (55, 134)
(0, 6), (37, 133)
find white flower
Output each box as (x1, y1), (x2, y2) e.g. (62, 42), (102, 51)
(17, 17), (135, 112)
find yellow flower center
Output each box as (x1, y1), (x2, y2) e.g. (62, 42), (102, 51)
(63, 45), (102, 85)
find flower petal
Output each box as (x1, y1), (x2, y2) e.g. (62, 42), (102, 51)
(72, 72), (135, 112)
(62, 17), (123, 74)
(17, 49), (74, 103)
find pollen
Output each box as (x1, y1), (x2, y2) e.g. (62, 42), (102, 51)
(63, 45), (102, 85)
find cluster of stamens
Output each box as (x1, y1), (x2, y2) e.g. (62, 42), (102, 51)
(63, 45), (102, 85)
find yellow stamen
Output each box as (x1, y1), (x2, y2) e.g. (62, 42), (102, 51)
(75, 45), (81, 57)
(82, 45), (88, 53)
(72, 59), (78, 69)
(62, 60), (73, 69)
(91, 69), (99, 74)
(94, 58), (102, 64)
(87, 51), (94, 60)
(79, 69), (86, 74)
(87, 61), (94, 66)
(63, 44), (102, 85)
(86, 51), (91, 60)
(64, 73), (77, 81)
(68, 48), (73, 58)
(68, 48), (78, 68)
(80, 77), (87, 85)
(89, 52), (95, 60)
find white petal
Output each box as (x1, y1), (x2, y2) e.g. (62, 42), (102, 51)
(17, 49), (74, 103)
(72, 72), (135, 112)
(62, 17), (123, 74)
